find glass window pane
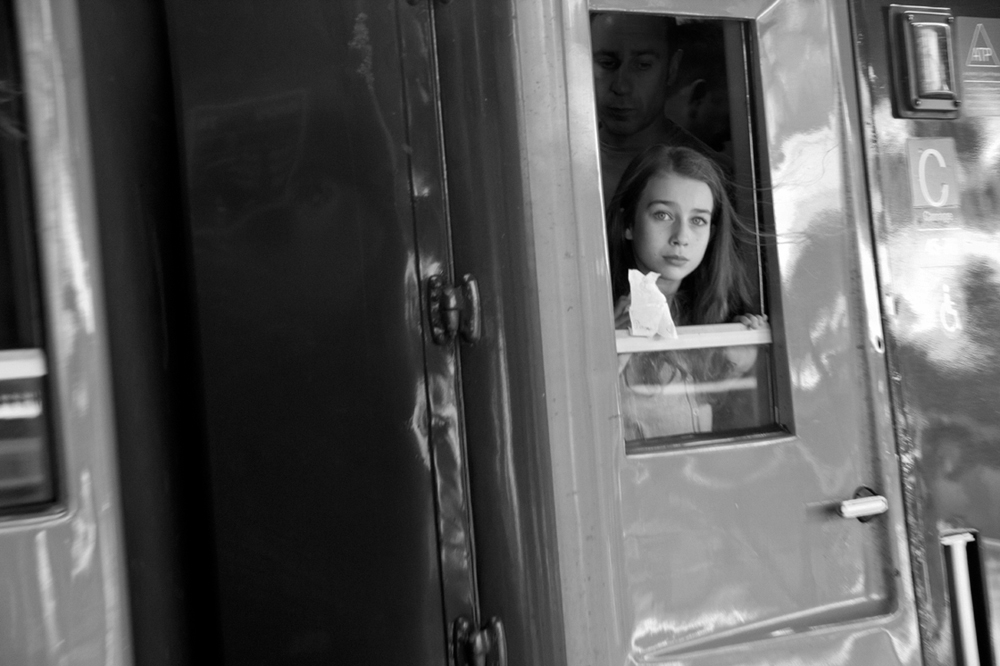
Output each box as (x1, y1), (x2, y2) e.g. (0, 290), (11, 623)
(592, 13), (784, 449)
(619, 340), (774, 445)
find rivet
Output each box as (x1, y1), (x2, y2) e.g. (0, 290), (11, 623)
(913, 99), (922, 107)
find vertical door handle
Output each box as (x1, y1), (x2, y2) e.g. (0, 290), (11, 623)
(459, 275), (481, 344)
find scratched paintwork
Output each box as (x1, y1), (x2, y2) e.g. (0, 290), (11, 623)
(1, 1), (132, 665)
(852, 1), (1000, 663)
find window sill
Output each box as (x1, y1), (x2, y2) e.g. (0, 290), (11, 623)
(615, 323), (772, 353)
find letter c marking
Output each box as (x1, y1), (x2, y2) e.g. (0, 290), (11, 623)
(918, 148), (949, 208)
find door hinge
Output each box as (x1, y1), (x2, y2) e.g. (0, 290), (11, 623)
(428, 274), (481, 345)
(452, 616), (506, 666)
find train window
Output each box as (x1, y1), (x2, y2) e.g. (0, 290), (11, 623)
(0, 5), (56, 511)
(591, 13), (782, 448)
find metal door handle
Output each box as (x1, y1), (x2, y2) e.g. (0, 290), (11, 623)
(838, 486), (888, 521)
(428, 274), (482, 345)
(459, 275), (481, 344)
(453, 616), (506, 666)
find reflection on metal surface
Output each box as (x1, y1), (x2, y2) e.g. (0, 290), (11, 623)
(854, 1), (1000, 664)
(984, 538), (1000, 653)
(11, 0), (131, 663)
(348, 13), (375, 92)
(35, 530), (63, 657)
(408, 378), (432, 471)
(21, 0), (98, 359)
(70, 469), (95, 577)
(98, 495), (124, 666)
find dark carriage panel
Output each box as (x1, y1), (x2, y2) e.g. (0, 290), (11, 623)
(165, 2), (453, 662)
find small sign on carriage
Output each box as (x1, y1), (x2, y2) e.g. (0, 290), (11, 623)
(956, 18), (1000, 116)
(907, 138), (960, 209)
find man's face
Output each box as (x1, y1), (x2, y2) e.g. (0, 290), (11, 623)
(592, 14), (673, 139)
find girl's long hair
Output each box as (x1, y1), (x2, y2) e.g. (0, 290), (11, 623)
(606, 144), (751, 325)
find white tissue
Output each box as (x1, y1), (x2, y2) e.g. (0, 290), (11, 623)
(628, 269), (677, 339)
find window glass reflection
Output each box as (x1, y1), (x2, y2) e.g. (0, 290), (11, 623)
(619, 344), (773, 443)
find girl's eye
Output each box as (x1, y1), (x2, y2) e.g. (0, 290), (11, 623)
(691, 216), (709, 227)
(652, 210), (672, 221)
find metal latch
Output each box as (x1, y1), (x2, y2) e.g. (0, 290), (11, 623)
(888, 6), (961, 118)
(453, 616), (506, 666)
(837, 486), (888, 522)
(428, 274), (481, 345)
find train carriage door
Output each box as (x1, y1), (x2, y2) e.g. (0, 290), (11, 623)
(509, 0), (922, 662)
(162, 1), (514, 663)
(852, 1), (1000, 664)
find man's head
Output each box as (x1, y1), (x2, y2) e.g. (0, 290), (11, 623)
(591, 13), (679, 142)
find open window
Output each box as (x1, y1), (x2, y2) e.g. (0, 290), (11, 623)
(591, 13), (785, 450)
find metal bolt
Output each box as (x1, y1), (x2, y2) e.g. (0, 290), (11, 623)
(906, 13), (913, 21)
(913, 99), (922, 107)
(954, 99), (962, 107)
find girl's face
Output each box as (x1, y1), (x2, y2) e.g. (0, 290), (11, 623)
(626, 171), (713, 296)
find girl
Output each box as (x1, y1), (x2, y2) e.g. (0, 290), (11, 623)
(606, 145), (765, 439)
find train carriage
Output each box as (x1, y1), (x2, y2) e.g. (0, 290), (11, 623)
(0, 0), (998, 664)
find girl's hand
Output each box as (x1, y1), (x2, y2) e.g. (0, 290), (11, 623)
(733, 313), (768, 330)
(614, 295), (631, 330)
(727, 314), (766, 374)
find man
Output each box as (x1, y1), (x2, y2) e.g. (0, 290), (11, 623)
(592, 13), (726, 202)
